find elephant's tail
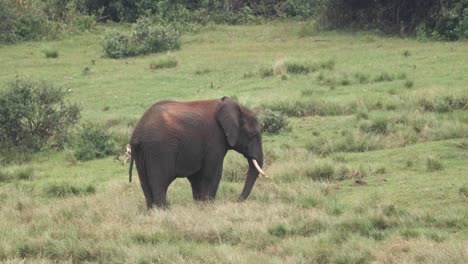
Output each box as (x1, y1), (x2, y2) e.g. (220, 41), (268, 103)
(128, 143), (137, 183)
(129, 155), (134, 183)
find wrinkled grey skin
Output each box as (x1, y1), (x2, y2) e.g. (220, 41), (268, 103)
(129, 97), (264, 208)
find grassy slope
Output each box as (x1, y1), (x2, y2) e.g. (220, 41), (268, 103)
(0, 21), (467, 263)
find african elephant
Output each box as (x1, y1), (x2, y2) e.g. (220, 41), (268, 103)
(128, 96), (266, 208)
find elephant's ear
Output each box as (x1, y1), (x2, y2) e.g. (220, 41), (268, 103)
(216, 96), (240, 147)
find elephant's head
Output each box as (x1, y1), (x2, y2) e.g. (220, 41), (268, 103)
(216, 96), (267, 201)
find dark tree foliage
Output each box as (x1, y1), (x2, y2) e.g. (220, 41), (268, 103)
(0, 79), (81, 151)
(319, 0), (468, 40)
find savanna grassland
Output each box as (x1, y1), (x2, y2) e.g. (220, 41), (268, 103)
(0, 21), (467, 263)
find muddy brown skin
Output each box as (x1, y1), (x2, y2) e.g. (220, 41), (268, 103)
(129, 97), (264, 208)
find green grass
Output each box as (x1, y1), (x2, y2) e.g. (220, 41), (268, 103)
(0, 21), (467, 262)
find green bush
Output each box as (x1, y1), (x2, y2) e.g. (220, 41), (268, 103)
(132, 16), (181, 55)
(103, 16), (180, 58)
(0, 79), (80, 151)
(74, 124), (117, 161)
(102, 31), (134, 59)
(258, 109), (289, 134)
(73, 14), (96, 32)
(283, 0), (316, 18)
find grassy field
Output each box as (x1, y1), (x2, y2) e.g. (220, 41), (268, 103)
(0, 21), (467, 263)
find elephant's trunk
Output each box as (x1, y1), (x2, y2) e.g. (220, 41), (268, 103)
(238, 158), (264, 201)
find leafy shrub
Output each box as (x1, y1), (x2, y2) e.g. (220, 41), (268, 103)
(73, 14), (96, 32)
(283, 0), (316, 18)
(102, 31), (134, 59)
(257, 109), (289, 134)
(0, 79), (80, 151)
(132, 17), (181, 55)
(74, 124), (117, 161)
(103, 16), (180, 58)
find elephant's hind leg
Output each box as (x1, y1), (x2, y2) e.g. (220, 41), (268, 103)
(134, 156), (154, 209)
(146, 160), (175, 208)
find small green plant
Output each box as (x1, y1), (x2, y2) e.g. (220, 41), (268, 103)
(44, 182), (96, 197)
(373, 72), (394, 82)
(74, 123), (117, 161)
(458, 186), (468, 199)
(82, 67), (91, 75)
(268, 223), (290, 238)
(403, 50), (411, 57)
(43, 49), (59, 58)
(259, 67), (274, 78)
(318, 59), (335, 70)
(306, 161), (336, 181)
(257, 109), (289, 134)
(195, 69), (211, 75)
(243, 71), (255, 79)
(404, 80), (414, 88)
(355, 108), (369, 120)
(353, 72), (370, 84)
(150, 56), (178, 70)
(340, 77), (351, 86)
(427, 156), (443, 172)
(0, 166), (34, 182)
(285, 61), (314, 74)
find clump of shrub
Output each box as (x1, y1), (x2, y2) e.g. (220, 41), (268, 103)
(268, 223), (291, 238)
(103, 16), (180, 59)
(285, 61), (315, 74)
(257, 109), (289, 134)
(459, 186), (468, 199)
(404, 80), (414, 88)
(417, 95), (468, 113)
(102, 32), (134, 59)
(306, 160), (336, 181)
(264, 99), (357, 117)
(353, 72), (370, 84)
(373, 72), (394, 82)
(259, 67), (274, 78)
(0, 79), (80, 152)
(149, 55), (178, 70)
(427, 156), (443, 172)
(43, 49), (59, 58)
(44, 182), (96, 197)
(0, 166), (35, 182)
(73, 124), (118, 161)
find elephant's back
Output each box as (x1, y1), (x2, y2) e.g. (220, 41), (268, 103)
(131, 99), (221, 143)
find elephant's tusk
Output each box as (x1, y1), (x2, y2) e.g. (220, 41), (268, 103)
(252, 159), (268, 178)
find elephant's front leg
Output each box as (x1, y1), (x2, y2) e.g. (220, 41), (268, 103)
(188, 157), (224, 201)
